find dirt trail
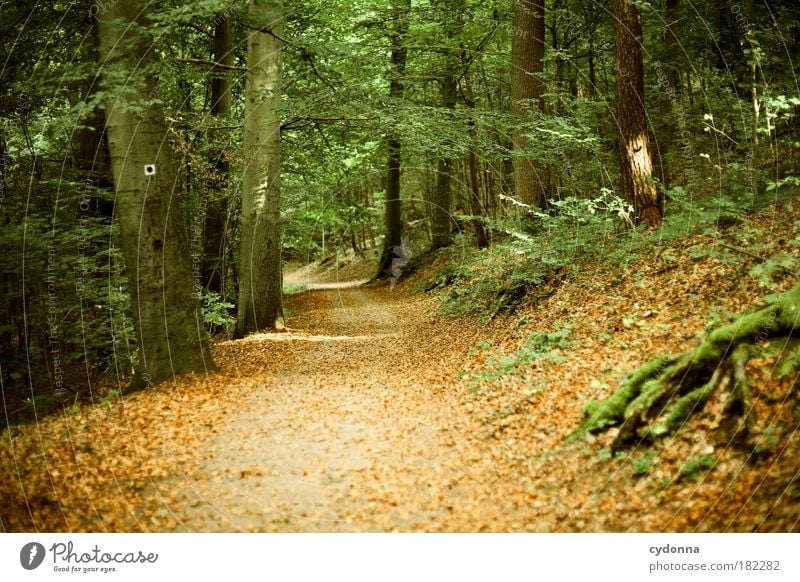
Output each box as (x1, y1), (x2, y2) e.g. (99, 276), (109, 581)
(163, 285), (476, 532)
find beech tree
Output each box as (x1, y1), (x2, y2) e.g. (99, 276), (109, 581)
(613, 0), (663, 228)
(430, 0), (464, 250)
(96, 0), (215, 391)
(376, 0), (411, 278)
(236, 0), (286, 337)
(202, 13), (236, 297)
(510, 0), (547, 210)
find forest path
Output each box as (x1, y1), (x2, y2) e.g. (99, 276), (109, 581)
(5, 246), (797, 533)
(3, 279), (567, 533)
(161, 284), (498, 532)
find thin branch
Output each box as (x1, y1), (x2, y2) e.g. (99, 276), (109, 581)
(240, 23), (303, 49)
(282, 116), (377, 130)
(181, 58), (247, 72)
(177, 22), (211, 37)
(313, 121), (332, 149)
(240, 24), (337, 91)
(714, 240), (797, 278)
(303, 51), (337, 92)
(456, 22), (501, 96)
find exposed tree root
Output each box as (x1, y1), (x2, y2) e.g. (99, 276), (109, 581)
(570, 283), (800, 450)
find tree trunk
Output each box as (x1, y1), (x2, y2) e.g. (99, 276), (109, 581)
(376, 0), (410, 278)
(431, 0), (462, 250)
(203, 13), (235, 297)
(656, 0), (680, 189)
(613, 0), (663, 228)
(463, 57), (489, 248)
(95, 0), (215, 391)
(715, 4), (748, 97)
(236, 0), (285, 337)
(431, 74), (455, 250)
(510, 0), (547, 210)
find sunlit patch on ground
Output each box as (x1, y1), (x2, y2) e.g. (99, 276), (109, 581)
(227, 331), (399, 343)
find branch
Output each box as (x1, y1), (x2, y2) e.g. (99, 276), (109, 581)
(313, 122), (332, 149)
(282, 116), (377, 131)
(302, 51), (337, 92)
(240, 23), (304, 49)
(177, 22), (211, 37)
(240, 24), (337, 91)
(713, 240), (797, 278)
(181, 58), (247, 72)
(456, 22), (500, 93)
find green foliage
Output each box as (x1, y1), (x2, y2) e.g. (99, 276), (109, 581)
(678, 454), (716, 482)
(775, 340), (800, 379)
(461, 323), (574, 393)
(754, 424), (785, 457)
(748, 255), (797, 289)
(5, 0), (800, 429)
(766, 175), (800, 194)
(632, 454), (657, 477)
(283, 282), (309, 296)
(201, 291), (236, 329)
(98, 389), (122, 405)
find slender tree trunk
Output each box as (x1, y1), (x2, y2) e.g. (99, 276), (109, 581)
(376, 0), (410, 278)
(236, 0), (285, 337)
(716, 5), (748, 97)
(203, 14), (234, 297)
(431, 72), (456, 249)
(95, 0), (215, 391)
(463, 57), (489, 248)
(657, 0), (680, 188)
(749, 0), (759, 148)
(613, 0), (663, 228)
(665, 0), (681, 94)
(431, 0), (463, 250)
(510, 0), (547, 210)
(588, 30), (597, 98)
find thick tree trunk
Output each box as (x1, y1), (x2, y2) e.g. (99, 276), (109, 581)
(203, 14), (235, 297)
(236, 0), (285, 337)
(613, 0), (663, 228)
(95, 0), (215, 391)
(510, 0), (547, 210)
(376, 0), (410, 278)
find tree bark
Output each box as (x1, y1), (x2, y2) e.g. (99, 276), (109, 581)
(95, 0), (215, 391)
(236, 0), (285, 337)
(203, 13), (234, 297)
(430, 0), (463, 250)
(656, 0), (680, 188)
(376, 0), (410, 278)
(431, 71), (456, 250)
(463, 57), (489, 248)
(510, 0), (547, 210)
(613, 0), (663, 228)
